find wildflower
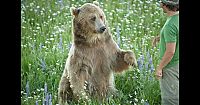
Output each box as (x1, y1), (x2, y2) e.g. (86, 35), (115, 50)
(134, 91), (137, 95)
(49, 38), (54, 41)
(52, 13), (57, 16)
(145, 50), (150, 70)
(139, 55), (144, 70)
(45, 93), (49, 105)
(29, 3), (34, 7)
(134, 98), (138, 102)
(43, 82), (48, 105)
(36, 100), (38, 105)
(129, 94), (133, 98)
(58, 34), (63, 52)
(36, 89), (40, 92)
(43, 97), (45, 105)
(57, 11), (61, 14)
(146, 50), (150, 59)
(25, 81), (30, 97)
(145, 62), (149, 71)
(149, 56), (154, 72)
(49, 94), (52, 105)
(39, 58), (46, 71)
(58, 28), (64, 33)
(58, 0), (64, 9)
(144, 101), (150, 105)
(36, 27), (40, 30)
(141, 99), (144, 103)
(137, 57), (142, 70)
(44, 82), (47, 94)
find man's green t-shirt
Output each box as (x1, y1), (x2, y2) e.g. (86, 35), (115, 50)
(159, 13), (179, 69)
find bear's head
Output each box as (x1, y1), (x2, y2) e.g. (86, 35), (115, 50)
(71, 2), (109, 45)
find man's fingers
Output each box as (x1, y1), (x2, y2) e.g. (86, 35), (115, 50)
(156, 75), (161, 79)
(155, 72), (162, 79)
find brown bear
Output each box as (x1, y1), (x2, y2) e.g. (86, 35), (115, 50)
(58, 1), (137, 105)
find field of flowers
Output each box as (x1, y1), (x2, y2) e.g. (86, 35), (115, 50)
(21, 0), (167, 104)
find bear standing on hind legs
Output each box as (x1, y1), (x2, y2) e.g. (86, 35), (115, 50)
(58, 1), (137, 105)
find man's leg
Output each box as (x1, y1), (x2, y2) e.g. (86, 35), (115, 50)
(160, 64), (179, 105)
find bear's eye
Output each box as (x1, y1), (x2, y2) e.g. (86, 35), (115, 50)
(100, 15), (103, 20)
(91, 16), (96, 21)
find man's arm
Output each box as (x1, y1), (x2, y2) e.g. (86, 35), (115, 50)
(155, 42), (176, 79)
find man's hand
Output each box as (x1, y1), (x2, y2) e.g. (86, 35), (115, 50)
(152, 36), (160, 47)
(155, 66), (163, 80)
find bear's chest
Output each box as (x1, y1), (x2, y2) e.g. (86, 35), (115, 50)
(73, 43), (115, 66)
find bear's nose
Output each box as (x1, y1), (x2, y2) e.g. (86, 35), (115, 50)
(100, 26), (106, 33)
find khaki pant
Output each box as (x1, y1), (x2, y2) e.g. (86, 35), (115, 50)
(160, 64), (179, 105)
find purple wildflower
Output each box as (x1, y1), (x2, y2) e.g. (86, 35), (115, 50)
(39, 58), (46, 71)
(149, 75), (153, 81)
(25, 81), (30, 97)
(58, 0), (64, 9)
(138, 55), (144, 70)
(149, 56), (154, 72)
(43, 98), (45, 105)
(144, 101), (150, 105)
(137, 57), (141, 70)
(45, 93), (49, 105)
(49, 93), (52, 105)
(43, 82), (48, 105)
(145, 50), (155, 72)
(36, 100), (38, 105)
(145, 62), (149, 70)
(150, 64), (154, 72)
(141, 54), (144, 65)
(146, 50), (150, 60)
(137, 56), (144, 70)
(44, 82), (47, 94)
(149, 55), (152, 64)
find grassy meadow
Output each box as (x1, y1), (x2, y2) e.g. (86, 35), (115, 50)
(21, 0), (167, 104)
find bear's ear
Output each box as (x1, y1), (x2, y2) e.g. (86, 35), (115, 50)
(93, 1), (99, 6)
(70, 7), (80, 17)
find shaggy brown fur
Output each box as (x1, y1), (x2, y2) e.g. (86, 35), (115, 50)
(58, 2), (137, 105)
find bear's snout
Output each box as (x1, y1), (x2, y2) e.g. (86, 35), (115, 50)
(99, 26), (106, 33)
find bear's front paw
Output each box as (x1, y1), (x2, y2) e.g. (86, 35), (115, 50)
(124, 51), (137, 67)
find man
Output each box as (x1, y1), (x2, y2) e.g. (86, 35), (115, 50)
(152, 0), (179, 105)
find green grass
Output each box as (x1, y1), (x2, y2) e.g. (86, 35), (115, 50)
(21, 0), (166, 104)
